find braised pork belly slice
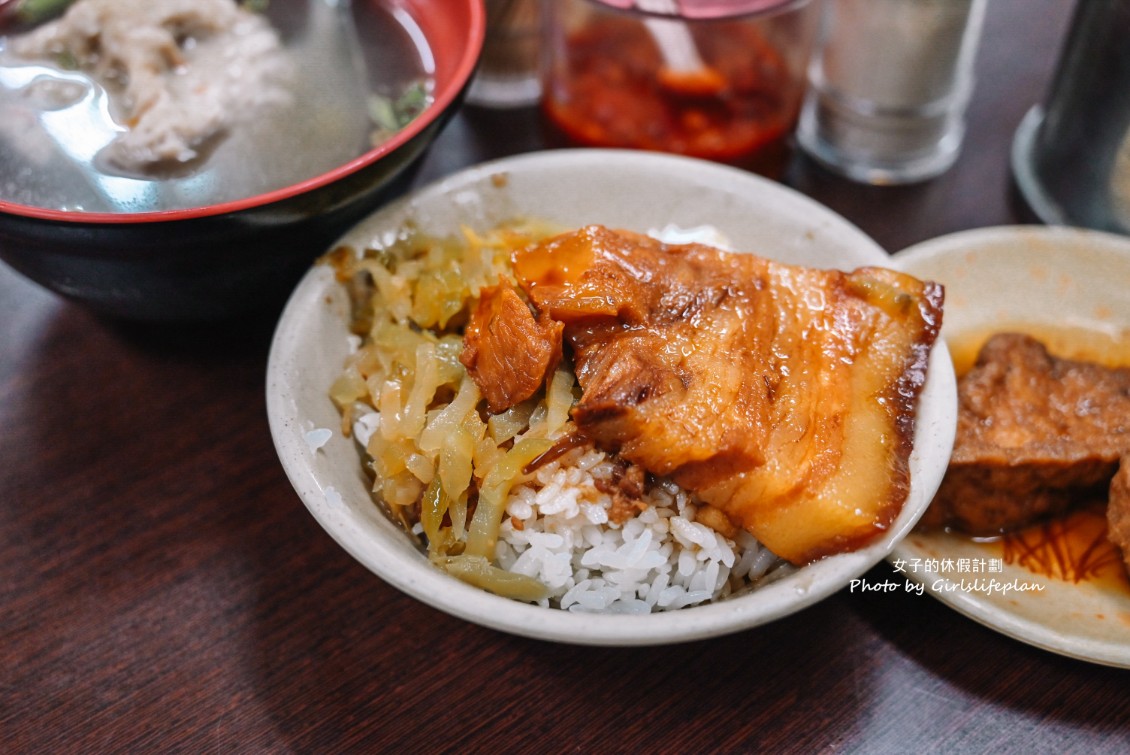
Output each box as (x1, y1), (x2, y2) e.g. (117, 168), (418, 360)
(921, 333), (1130, 535)
(460, 278), (563, 413)
(507, 225), (943, 564)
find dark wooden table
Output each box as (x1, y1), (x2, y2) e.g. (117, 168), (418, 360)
(3, 1), (1128, 752)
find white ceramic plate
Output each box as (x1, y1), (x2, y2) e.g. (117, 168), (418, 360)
(890, 225), (1130, 668)
(267, 149), (956, 646)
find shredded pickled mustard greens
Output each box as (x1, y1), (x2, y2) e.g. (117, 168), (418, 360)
(324, 219), (573, 601)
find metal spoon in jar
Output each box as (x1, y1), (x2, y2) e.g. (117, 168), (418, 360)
(635, 0), (725, 97)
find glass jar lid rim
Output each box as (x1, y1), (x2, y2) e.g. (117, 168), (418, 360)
(591, 0), (813, 20)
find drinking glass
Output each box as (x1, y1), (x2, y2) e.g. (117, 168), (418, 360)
(796, 0), (988, 184)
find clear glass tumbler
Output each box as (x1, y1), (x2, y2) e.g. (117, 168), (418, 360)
(796, 0), (988, 185)
(540, 0), (821, 178)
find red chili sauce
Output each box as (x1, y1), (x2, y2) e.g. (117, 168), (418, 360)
(543, 16), (800, 175)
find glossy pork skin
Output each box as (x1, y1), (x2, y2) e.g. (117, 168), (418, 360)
(511, 226), (943, 565)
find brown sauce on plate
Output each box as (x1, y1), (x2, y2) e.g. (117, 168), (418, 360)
(979, 503), (1130, 591)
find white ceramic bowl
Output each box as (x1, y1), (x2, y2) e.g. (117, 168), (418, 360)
(267, 149), (957, 646)
(890, 225), (1130, 668)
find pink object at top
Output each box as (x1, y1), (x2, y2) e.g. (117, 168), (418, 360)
(594, 0), (812, 20)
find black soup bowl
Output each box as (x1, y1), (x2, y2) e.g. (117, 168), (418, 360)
(0, 0), (485, 322)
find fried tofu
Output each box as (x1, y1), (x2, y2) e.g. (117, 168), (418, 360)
(922, 333), (1130, 535)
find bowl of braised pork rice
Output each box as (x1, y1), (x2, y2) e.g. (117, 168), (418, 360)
(267, 149), (958, 645)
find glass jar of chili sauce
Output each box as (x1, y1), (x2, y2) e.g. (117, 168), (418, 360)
(541, 0), (821, 177)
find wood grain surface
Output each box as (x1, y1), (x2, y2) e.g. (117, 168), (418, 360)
(3, 1), (1128, 752)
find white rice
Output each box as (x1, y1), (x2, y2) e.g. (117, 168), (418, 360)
(488, 447), (789, 613)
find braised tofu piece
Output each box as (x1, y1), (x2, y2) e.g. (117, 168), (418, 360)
(512, 225), (943, 564)
(460, 279), (563, 413)
(922, 333), (1130, 535)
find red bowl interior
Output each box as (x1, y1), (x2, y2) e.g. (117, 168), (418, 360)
(0, 0), (485, 225)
